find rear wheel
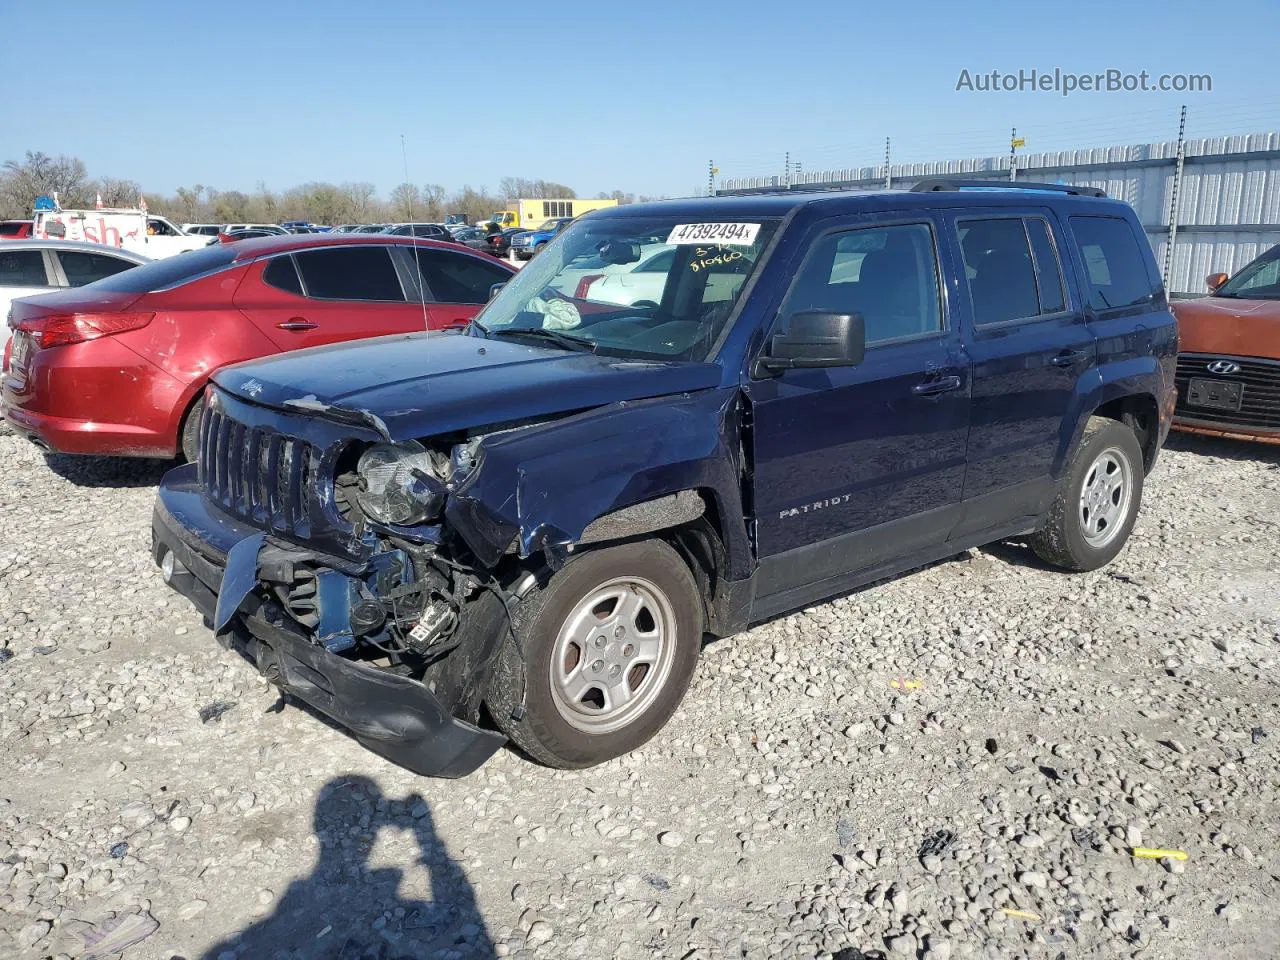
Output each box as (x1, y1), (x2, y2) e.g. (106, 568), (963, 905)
(486, 539), (703, 768)
(1029, 417), (1143, 571)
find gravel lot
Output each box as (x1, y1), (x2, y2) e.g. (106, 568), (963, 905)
(0, 427), (1277, 960)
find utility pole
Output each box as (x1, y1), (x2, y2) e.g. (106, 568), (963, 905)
(1163, 105), (1188, 290)
(884, 137), (892, 191)
(1010, 127), (1017, 182)
(794, 160), (803, 182)
(784, 151), (790, 189)
(708, 160), (716, 197)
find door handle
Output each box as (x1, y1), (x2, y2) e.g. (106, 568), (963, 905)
(912, 374), (963, 397)
(276, 318), (317, 331)
(1051, 349), (1087, 367)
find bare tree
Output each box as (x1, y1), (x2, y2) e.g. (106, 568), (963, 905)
(0, 151), (90, 214)
(389, 182), (422, 221)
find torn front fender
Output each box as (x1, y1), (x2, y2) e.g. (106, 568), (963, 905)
(443, 388), (753, 579)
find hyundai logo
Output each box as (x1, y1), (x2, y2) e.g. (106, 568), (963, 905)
(1207, 360), (1242, 375)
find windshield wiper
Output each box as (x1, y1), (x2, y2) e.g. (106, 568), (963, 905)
(488, 327), (599, 353)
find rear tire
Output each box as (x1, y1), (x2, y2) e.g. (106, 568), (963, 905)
(1029, 416), (1143, 571)
(486, 539), (703, 768)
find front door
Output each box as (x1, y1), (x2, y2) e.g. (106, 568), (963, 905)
(748, 215), (970, 611)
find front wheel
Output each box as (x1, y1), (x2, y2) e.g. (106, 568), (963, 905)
(486, 539), (704, 768)
(1029, 416), (1144, 571)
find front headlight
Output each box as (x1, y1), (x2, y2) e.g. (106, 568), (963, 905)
(355, 442), (447, 525)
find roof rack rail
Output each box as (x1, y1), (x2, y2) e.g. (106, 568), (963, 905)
(910, 178), (1107, 198)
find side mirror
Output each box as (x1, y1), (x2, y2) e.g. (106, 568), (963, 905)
(489, 282), (506, 301)
(1207, 272), (1229, 293)
(755, 310), (865, 376)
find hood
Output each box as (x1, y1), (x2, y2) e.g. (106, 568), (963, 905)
(213, 332), (723, 440)
(1173, 295), (1280, 358)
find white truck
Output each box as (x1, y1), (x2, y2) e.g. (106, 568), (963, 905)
(32, 208), (209, 259)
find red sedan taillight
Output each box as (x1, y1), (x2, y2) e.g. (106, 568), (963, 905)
(16, 312), (156, 349)
(574, 274), (604, 299)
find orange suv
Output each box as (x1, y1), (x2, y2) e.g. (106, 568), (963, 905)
(1173, 244), (1280, 443)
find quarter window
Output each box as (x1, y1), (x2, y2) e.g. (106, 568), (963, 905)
(786, 222), (942, 345)
(409, 250), (511, 304)
(57, 251), (137, 287)
(1069, 216), (1155, 310)
(0, 249), (49, 287)
(294, 247), (405, 301)
(263, 255), (304, 296)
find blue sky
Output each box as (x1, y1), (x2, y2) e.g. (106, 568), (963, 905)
(1, 0), (1275, 199)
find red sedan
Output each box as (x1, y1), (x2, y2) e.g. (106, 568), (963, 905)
(2, 234), (514, 460)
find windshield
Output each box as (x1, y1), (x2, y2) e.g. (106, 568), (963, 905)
(1218, 248), (1280, 299)
(535, 219), (560, 232)
(475, 215), (780, 362)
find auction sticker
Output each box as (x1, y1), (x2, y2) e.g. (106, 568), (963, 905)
(667, 222), (760, 245)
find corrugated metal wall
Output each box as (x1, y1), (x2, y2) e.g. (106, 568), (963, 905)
(718, 132), (1280, 294)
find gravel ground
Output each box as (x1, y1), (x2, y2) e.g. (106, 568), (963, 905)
(0, 427), (1277, 960)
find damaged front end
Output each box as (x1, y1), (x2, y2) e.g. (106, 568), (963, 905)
(150, 388), (547, 778)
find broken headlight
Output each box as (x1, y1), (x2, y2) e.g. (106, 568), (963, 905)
(355, 442), (447, 526)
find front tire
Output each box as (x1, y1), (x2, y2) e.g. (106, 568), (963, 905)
(1029, 416), (1144, 571)
(486, 539), (704, 768)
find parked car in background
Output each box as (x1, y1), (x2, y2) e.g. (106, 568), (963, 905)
(34, 208), (206, 259)
(353, 224), (389, 234)
(1, 220), (34, 240)
(331, 224), (363, 234)
(224, 223), (289, 236)
(1172, 244), (1280, 443)
(382, 223), (453, 241)
(510, 217), (573, 260)
(181, 223), (223, 237)
(219, 229), (281, 243)
(148, 182), (1175, 777)
(459, 227), (515, 257)
(0, 241), (149, 360)
(3, 235), (515, 460)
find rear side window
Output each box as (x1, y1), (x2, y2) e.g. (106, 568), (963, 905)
(294, 247), (404, 301)
(1069, 216), (1154, 310)
(958, 218), (1040, 324)
(0, 249), (49, 287)
(409, 249), (511, 304)
(90, 244), (239, 293)
(786, 222), (941, 345)
(57, 251), (138, 287)
(263, 255), (304, 295)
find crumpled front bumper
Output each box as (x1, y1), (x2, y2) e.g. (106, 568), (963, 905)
(151, 464), (505, 778)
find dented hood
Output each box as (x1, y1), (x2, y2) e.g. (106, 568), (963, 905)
(213, 332), (723, 439)
(1173, 295), (1280, 358)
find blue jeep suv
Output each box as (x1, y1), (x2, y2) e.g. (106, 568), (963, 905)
(151, 181), (1177, 776)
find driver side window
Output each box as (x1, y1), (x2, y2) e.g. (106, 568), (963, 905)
(786, 222), (942, 344)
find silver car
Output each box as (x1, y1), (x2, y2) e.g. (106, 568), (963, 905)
(0, 240), (150, 355)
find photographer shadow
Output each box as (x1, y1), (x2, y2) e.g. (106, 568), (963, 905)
(201, 775), (494, 960)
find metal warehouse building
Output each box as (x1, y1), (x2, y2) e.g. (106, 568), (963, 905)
(718, 131), (1280, 296)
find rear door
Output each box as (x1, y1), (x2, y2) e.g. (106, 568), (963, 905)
(398, 247), (514, 329)
(235, 245), (425, 349)
(946, 208), (1096, 537)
